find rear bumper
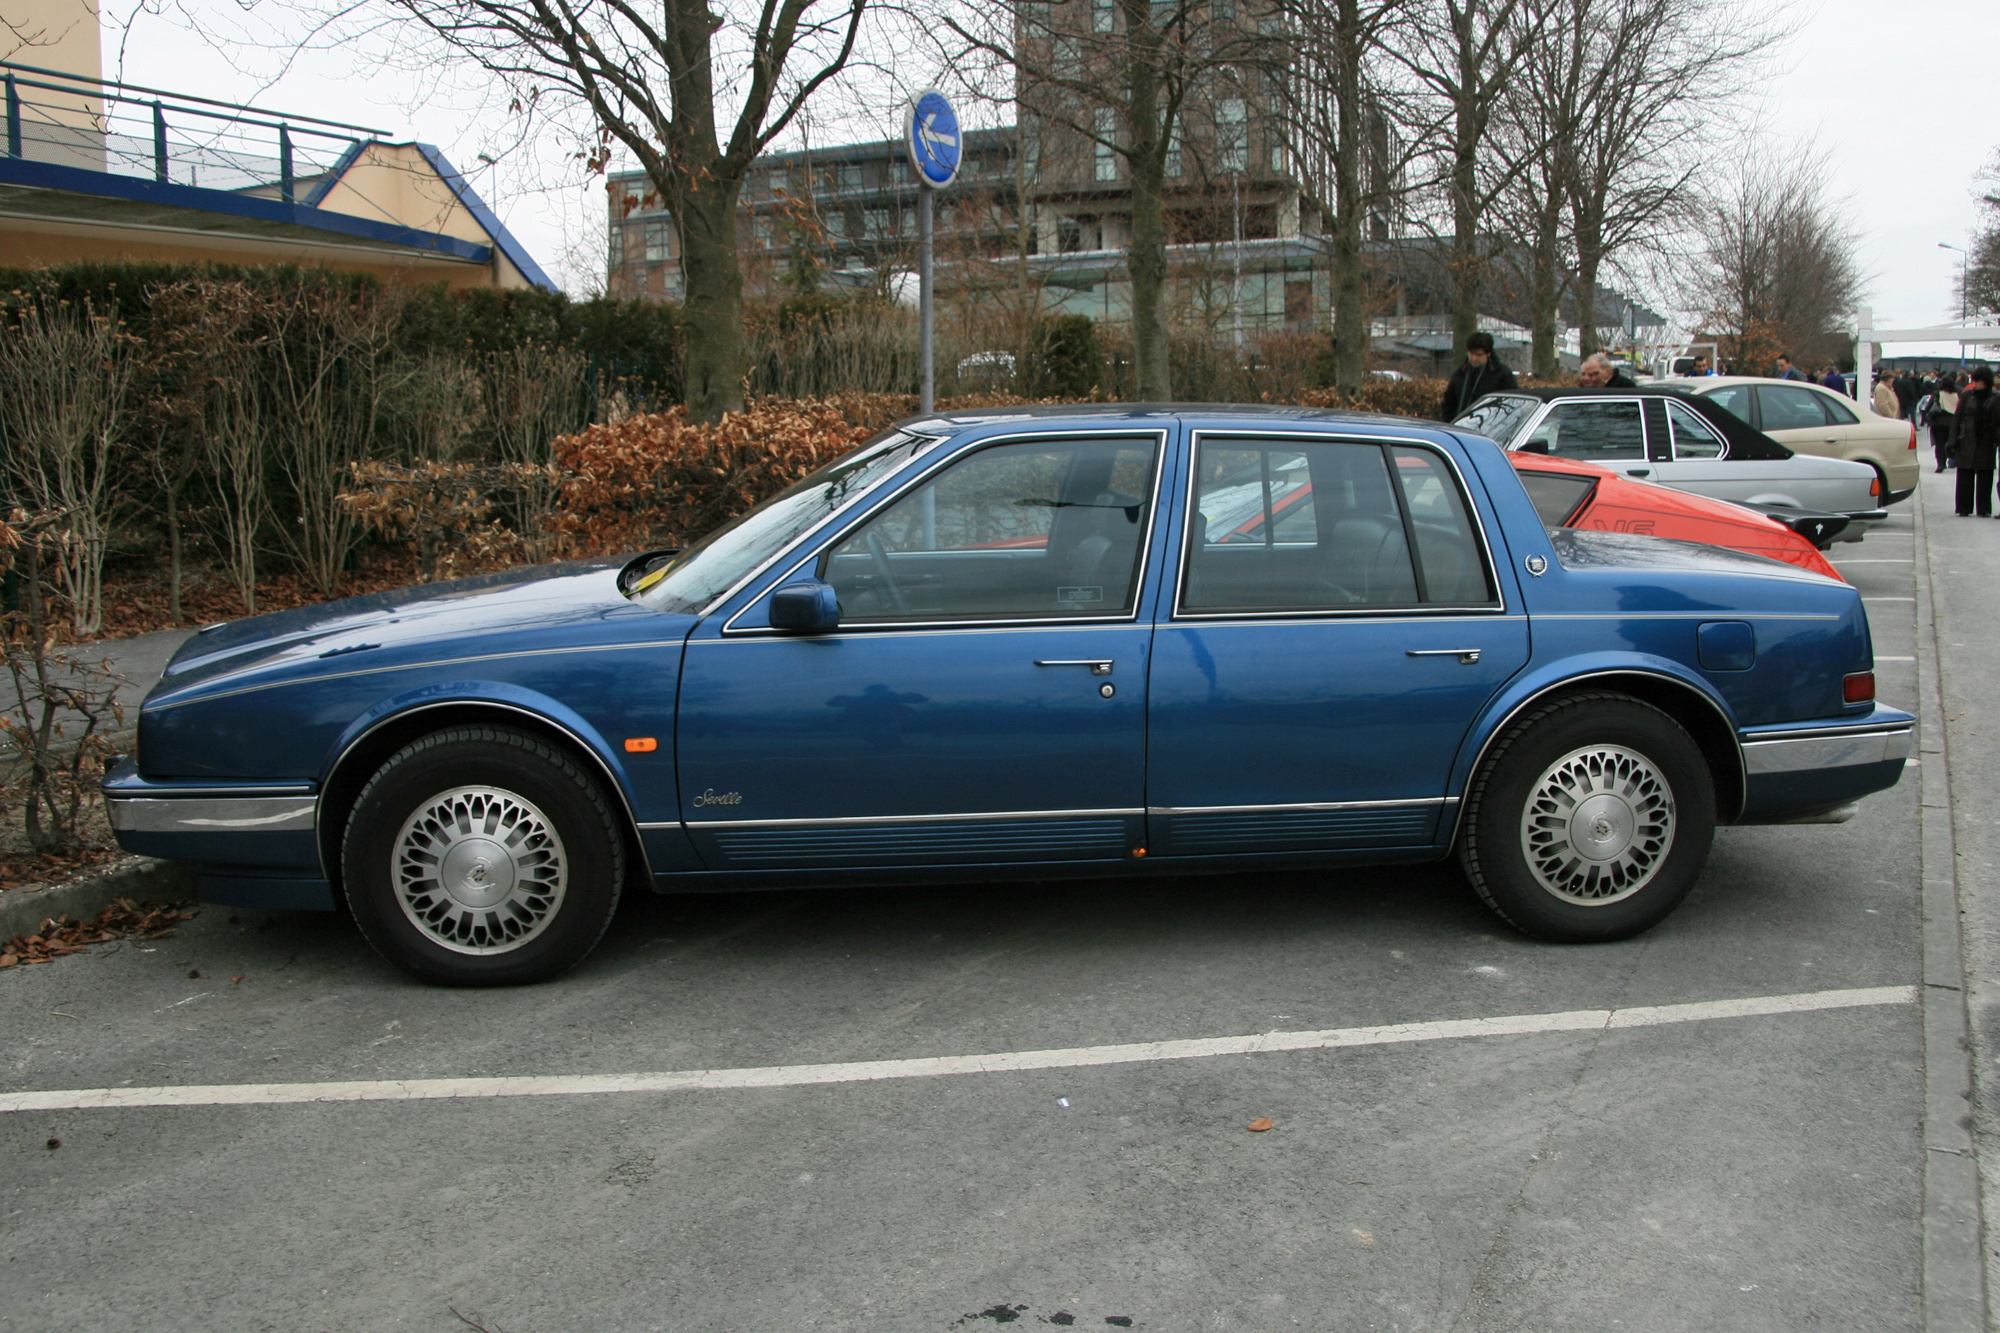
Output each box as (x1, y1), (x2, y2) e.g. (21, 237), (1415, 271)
(1733, 712), (1914, 824)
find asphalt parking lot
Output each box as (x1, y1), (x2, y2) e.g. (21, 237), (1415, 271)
(0, 488), (1968, 1333)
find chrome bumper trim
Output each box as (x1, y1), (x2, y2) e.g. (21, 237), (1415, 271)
(1741, 727), (1913, 774)
(107, 795), (317, 834)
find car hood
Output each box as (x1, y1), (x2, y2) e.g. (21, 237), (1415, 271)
(154, 557), (690, 702)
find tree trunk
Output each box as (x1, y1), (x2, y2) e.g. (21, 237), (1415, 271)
(1575, 213), (1603, 358)
(674, 178), (748, 423)
(1329, 0), (1366, 395)
(1450, 26), (1482, 355)
(1122, 0), (1171, 400)
(164, 476), (183, 626)
(1528, 194), (1561, 378)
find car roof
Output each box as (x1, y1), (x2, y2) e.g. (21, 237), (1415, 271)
(1468, 387), (1794, 461)
(1666, 375), (1839, 390)
(900, 402), (1443, 433)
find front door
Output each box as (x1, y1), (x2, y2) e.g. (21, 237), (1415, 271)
(675, 430), (1168, 871)
(1146, 433), (1528, 857)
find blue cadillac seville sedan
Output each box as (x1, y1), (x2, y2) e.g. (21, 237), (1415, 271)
(103, 407), (1913, 985)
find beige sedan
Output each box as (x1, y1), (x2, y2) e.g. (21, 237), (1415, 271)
(1670, 376), (1920, 505)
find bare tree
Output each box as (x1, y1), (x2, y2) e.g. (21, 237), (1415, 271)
(1687, 150), (1863, 376)
(1386, 0), (1541, 353)
(939, 0), (1272, 398)
(1960, 150), (2000, 319)
(360, 0), (867, 422)
(1279, 0), (1420, 392)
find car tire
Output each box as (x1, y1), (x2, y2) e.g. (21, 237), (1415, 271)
(1458, 692), (1715, 943)
(341, 725), (625, 986)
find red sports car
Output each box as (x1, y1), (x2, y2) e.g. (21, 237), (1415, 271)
(1508, 452), (1844, 581)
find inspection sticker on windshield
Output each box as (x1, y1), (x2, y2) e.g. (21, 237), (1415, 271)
(1057, 586), (1104, 604)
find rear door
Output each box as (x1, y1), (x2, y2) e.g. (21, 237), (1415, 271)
(1144, 432), (1528, 858)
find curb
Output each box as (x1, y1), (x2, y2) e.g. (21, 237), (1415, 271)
(0, 856), (193, 943)
(1912, 481), (1990, 1331)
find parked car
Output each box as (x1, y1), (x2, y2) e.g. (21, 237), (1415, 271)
(1506, 453), (1846, 580)
(106, 407), (1911, 985)
(1668, 376), (1920, 506)
(1452, 387), (1890, 542)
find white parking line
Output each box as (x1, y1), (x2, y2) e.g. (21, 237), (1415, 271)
(1876, 656), (1916, 661)
(0, 986), (1914, 1114)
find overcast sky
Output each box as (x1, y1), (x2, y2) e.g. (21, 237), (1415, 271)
(112, 0), (1990, 355)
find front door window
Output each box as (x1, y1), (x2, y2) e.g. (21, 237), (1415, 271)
(824, 436), (1159, 622)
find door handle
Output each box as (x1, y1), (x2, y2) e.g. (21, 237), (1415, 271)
(1626, 468), (1651, 478)
(1406, 648), (1482, 665)
(1036, 659), (1114, 676)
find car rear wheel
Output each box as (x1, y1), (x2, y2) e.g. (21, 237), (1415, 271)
(1458, 693), (1715, 942)
(341, 725), (625, 986)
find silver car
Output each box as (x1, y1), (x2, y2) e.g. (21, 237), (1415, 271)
(1452, 389), (1888, 543)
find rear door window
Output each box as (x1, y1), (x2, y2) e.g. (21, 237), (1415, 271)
(1702, 384), (1753, 424)
(1758, 385), (1832, 431)
(1665, 400), (1728, 459)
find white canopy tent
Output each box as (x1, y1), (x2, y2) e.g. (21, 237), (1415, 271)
(1855, 307), (2000, 386)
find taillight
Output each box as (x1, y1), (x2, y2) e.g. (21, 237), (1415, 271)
(1844, 672), (1876, 703)
(1909, 423), (1918, 450)
(1870, 474), (1882, 496)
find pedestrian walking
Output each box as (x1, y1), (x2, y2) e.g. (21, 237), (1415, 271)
(1951, 366), (1999, 516)
(1821, 364), (1847, 395)
(1438, 331), (1520, 420)
(1874, 374), (1899, 419)
(1931, 375), (1959, 473)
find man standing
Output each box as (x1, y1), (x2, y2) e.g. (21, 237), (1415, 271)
(1690, 353), (1715, 376)
(1439, 331), (1520, 420)
(1821, 364), (1848, 396)
(1951, 365), (1999, 517)
(1930, 372), (1959, 473)
(1773, 354), (1805, 380)
(1895, 369), (1921, 420)
(1578, 353), (1637, 388)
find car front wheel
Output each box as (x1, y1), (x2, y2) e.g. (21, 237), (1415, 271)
(1458, 693), (1715, 942)
(341, 725), (625, 986)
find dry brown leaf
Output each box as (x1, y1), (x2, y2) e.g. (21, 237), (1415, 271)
(1247, 1117), (1274, 1132)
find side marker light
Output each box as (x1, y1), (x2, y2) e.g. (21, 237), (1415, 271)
(624, 737), (659, 753)
(1843, 672), (1875, 704)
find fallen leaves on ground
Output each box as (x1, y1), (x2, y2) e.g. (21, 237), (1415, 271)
(0, 897), (195, 967)
(0, 845), (119, 892)
(1247, 1117), (1274, 1132)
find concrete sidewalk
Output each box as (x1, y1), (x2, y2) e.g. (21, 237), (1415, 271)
(1914, 465), (2000, 1326)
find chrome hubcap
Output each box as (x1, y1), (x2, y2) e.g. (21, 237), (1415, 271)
(392, 786), (567, 954)
(1520, 745), (1675, 905)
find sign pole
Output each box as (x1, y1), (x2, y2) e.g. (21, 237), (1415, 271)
(905, 86), (959, 418)
(920, 186), (934, 414)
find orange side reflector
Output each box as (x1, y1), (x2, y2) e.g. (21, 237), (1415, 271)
(1843, 673), (1875, 704)
(623, 737), (658, 753)
(1131, 847), (1147, 858)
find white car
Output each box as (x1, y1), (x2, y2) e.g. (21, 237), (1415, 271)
(1669, 376), (1920, 506)
(1452, 388), (1889, 542)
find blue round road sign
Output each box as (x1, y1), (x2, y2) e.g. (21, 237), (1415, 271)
(905, 88), (961, 188)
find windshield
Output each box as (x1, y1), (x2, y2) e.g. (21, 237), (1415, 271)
(1452, 395), (1538, 447)
(630, 428), (938, 614)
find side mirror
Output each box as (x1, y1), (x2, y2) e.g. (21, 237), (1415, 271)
(1517, 439), (1550, 455)
(769, 579), (841, 633)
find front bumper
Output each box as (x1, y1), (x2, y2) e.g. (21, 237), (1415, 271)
(1734, 710), (1914, 823)
(102, 758), (334, 910)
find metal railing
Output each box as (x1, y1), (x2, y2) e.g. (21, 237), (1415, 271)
(0, 60), (387, 203)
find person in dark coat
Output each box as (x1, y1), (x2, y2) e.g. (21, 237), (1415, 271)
(1439, 331), (1520, 420)
(1820, 365), (1848, 395)
(1895, 371), (1921, 420)
(1930, 374), (1959, 473)
(1951, 366), (1999, 516)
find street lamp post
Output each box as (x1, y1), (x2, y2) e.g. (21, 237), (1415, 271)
(1940, 241), (1969, 370)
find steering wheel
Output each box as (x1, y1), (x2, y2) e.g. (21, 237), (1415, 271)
(864, 531), (910, 614)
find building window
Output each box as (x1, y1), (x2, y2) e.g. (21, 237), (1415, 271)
(837, 163), (862, 192)
(608, 221), (624, 268)
(1093, 0), (1115, 31)
(1214, 0), (1233, 22)
(1022, 0), (1051, 33)
(1217, 98), (1247, 172)
(1055, 34), (1081, 76)
(644, 219), (672, 261)
(1095, 108), (1118, 181)
(864, 207), (891, 239)
(1165, 126), (1183, 177)
(824, 210), (847, 239)
(901, 206), (916, 235)
(1058, 216), (1083, 252)
(753, 214), (773, 244)
(1022, 118), (1041, 175)
(1270, 133), (1287, 173)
